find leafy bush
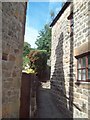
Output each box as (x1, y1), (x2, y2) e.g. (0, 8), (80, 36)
(28, 50), (48, 78)
(23, 42), (31, 57)
(23, 42), (37, 70)
(23, 56), (30, 70)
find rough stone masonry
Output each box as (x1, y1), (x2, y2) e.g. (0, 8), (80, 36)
(2, 2), (27, 118)
(50, 0), (90, 119)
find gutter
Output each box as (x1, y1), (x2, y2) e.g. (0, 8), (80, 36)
(50, 2), (71, 27)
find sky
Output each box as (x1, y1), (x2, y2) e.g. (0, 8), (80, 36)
(24, 0), (62, 48)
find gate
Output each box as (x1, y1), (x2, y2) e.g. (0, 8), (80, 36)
(19, 73), (31, 118)
(19, 72), (38, 118)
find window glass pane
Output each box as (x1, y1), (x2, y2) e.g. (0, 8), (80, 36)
(82, 57), (86, 68)
(78, 70), (81, 80)
(88, 69), (90, 79)
(78, 59), (81, 68)
(82, 69), (86, 80)
(88, 55), (90, 68)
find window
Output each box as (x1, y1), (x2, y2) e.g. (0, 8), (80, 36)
(77, 53), (90, 82)
(67, 11), (73, 36)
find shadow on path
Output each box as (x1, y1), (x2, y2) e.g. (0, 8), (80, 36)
(36, 81), (66, 118)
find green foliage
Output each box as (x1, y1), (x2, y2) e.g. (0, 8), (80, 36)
(35, 24), (51, 58)
(28, 50), (48, 77)
(23, 42), (31, 57)
(23, 42), (31, 70)
(23, 42), (37, 70)
(62, 2), (65, 7)
(50, 10), (55, 20)
(23, 56), (30, 70)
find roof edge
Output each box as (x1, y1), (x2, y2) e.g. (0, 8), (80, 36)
(50, 2), (71, 27)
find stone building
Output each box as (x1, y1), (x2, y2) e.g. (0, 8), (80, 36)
(2, 2), (27, 118)
(50, 0), (90, 119)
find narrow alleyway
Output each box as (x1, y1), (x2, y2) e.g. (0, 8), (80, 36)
(36, 81), (65, 118)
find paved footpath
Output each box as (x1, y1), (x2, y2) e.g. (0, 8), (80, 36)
(36, 81), (65, 118)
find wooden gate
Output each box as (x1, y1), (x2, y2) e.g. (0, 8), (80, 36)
(19, 73), (31, 118)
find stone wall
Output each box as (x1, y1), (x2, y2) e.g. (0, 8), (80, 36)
(2, 2), (26, 118)
(51, 0), (90, 119)
(0, 2), (2, 119)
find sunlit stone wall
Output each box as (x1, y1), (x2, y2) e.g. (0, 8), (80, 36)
(51, 0), (90, 118)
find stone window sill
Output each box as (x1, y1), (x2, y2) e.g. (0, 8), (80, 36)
(75, 81), (90, 85)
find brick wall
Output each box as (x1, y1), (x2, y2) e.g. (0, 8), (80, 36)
(51, 1), (90, 118)
(2, 2), (26, 118)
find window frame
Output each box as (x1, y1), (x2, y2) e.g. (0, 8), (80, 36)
(77, 52), (90, 82)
